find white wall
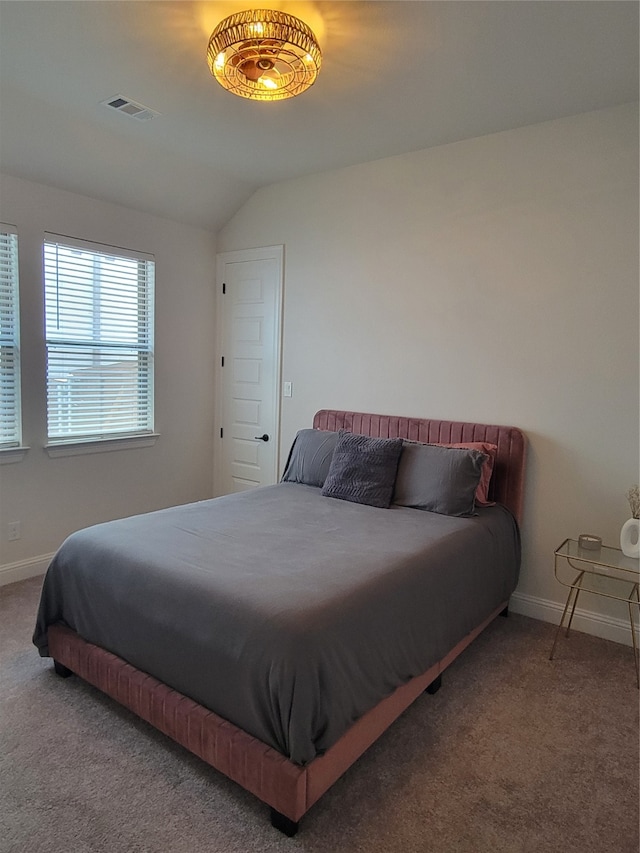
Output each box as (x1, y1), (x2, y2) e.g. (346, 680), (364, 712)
(0, 174), (217, 581)
(217, 103), (640, 642)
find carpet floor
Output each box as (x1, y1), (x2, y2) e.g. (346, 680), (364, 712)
(1, 576), (638, 853)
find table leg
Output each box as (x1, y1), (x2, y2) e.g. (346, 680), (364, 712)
(627, 584), (639, 689)
(550, 585), (578, 661)
(565, 584), (582, 636)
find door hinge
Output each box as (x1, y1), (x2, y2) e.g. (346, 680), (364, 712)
(220, 427), (223, 438)
(221, 356), (224, 367)
(222, 282), (226, 294)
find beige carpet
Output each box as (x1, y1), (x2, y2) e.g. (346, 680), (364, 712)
(1, 576), (638, 853)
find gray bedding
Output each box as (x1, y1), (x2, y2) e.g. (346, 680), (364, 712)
(33, 483), (520, 765)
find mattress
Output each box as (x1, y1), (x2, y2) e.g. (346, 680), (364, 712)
(34, 481), (520, 765)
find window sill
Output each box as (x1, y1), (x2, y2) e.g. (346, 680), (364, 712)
(0, 446), (30, 464)
(45, 433), (160, 458)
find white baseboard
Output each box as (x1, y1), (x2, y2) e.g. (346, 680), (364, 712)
(0, 553), (53, 586)
(510, 590), (637, 648)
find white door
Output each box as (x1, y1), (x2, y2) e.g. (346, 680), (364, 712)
(215, 246), (283, 495)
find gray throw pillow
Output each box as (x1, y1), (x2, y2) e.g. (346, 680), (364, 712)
(281, 429), (339, 487)
(393, 441), (486, 516)
(321, 430), (403, 508)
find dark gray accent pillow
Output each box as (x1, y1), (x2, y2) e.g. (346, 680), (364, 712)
(393, 441), (486, 516)
(321, 430), (403, 508)
(281, 429), (339, 487)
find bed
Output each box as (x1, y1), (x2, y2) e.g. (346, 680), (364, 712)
(33, 409), (527, 836)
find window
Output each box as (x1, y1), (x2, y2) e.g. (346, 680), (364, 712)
(0, 226), (22, 450)
(44, 234), (155, 445)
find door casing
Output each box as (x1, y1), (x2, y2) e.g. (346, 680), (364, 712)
(214, 245), (284, 496)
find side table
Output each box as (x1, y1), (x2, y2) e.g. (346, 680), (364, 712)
(549, 538), (640, 687)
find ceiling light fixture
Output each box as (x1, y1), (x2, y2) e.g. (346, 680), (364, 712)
(207, 8), (322, 102)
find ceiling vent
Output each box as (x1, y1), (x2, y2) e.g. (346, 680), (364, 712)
(101, 95), (161, 121)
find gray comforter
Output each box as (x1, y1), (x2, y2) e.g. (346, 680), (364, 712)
(33, 483), (520, 765)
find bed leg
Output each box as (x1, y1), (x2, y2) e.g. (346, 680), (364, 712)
(53, 660), (73, 678)
(500, 605), (509, 618)
(426, 674), (442, 695)
(270, 808), (299, 837)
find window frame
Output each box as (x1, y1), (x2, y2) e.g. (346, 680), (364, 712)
(43, 232), (157, 453)
(0, 224), (25, 461)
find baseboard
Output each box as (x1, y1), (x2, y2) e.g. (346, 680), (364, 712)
(510, 590), (637, 648)
(0, 553), (53, 586)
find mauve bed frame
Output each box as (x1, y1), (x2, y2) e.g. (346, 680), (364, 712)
(47, 410), (527, 837)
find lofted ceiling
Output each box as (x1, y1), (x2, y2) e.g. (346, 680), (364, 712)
(0, 1), (638, 231)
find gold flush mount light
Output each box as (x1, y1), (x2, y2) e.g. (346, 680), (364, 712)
(207, 8), (322, 101)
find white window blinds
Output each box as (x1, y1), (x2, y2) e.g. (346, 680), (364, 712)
(44, 234), (155, 444)
(0, 227), (22, 449)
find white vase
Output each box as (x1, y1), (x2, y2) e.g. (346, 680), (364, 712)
(620, 518), (640, 558)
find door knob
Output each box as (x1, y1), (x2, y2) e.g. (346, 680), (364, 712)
(254, 434), (269, 442)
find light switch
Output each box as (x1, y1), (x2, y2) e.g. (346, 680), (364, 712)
(283, 381), (293, 397)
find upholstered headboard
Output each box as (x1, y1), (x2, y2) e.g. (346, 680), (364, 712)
(313, 410), (527, 524)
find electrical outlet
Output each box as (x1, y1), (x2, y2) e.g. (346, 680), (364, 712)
(8, 521), (21, 541)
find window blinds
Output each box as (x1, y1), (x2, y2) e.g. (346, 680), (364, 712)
(0, 227), (21, 449)
(44, 234), (155, 444)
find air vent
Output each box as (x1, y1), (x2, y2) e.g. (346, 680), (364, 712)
(100, 95), (161, 121)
